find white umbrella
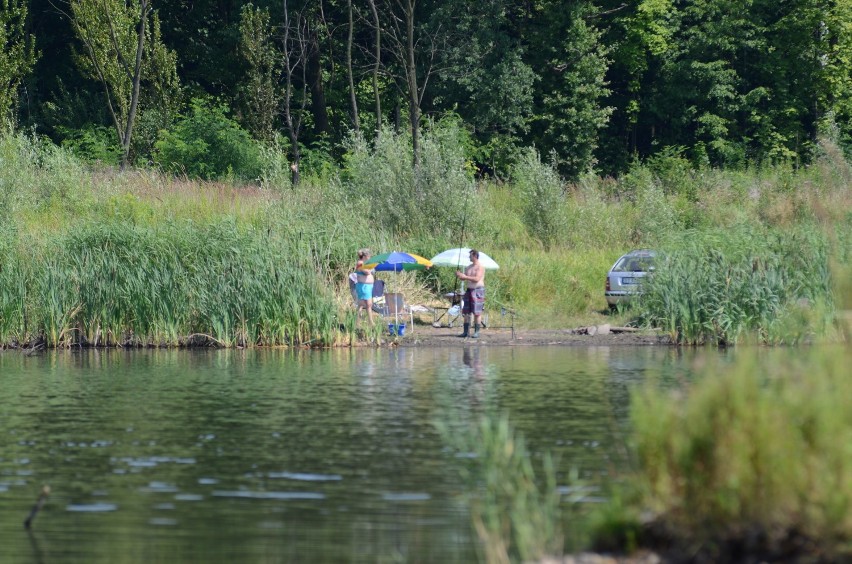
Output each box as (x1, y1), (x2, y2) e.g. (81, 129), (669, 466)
(429, 248), (500, 270)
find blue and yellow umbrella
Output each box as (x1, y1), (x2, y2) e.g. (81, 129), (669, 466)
(363, 251), (433, 272)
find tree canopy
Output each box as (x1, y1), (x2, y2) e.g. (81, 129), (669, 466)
(4, 0), (852, 178)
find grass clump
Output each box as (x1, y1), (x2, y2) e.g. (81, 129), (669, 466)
(593, 347), (852, 560)
(437, 412), (563, 564)
(0, 219), (341, 348)
(638, 224), (836, 345)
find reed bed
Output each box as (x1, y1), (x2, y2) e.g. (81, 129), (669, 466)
(436, 411), (563, 564)
(597, 347), (852, 560)
(0, 219), (342, 347)
(637, 224), (836, 345)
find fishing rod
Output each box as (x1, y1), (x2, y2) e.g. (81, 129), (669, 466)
(454, 183), (473, 292)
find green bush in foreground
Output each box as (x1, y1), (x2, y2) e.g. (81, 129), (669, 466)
(594, 347), (852, 558)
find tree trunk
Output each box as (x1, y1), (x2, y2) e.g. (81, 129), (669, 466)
(306, 33), (329, 137)
(121, 0), (151, 171)
(367, 0), (381, 140)
(404, 0), (420, 168)
(346, 0), (359, 132)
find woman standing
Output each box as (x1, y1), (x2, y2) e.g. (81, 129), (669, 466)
(355, 249), (375, 325)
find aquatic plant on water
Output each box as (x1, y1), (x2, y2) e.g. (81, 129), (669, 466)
(437, 412), (563, 564)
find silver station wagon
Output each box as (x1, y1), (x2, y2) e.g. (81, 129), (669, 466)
(605, 249), (656, 309)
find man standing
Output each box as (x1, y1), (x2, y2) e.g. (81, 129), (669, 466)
(455, 249), (485, 338)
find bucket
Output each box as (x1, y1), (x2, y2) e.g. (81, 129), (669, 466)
(396, 323), (406, 337)
(388, 324), (396, 336)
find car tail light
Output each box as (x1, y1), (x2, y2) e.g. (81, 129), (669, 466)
(605, 277), (610, 291)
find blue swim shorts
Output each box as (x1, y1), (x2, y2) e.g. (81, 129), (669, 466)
(355, 282), (374, 301)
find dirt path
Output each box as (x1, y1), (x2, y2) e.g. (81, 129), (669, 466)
(396, 325), (674, 347)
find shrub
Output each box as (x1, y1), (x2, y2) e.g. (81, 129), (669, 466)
(154, 98), (263, 181)
(613, 348), (852, 559)
(342, 119), (479, 238)
(59, 124), (122, 165)
(511, 148), (566, 249)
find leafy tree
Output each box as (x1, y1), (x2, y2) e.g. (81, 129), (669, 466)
(0, 0), (38, 126)
(528, 1), (612, 180)
(427, 0), (536, 177)
(598, 0), (676, 171)
(512, 148), (566, 249)
(238, 4), (281, 143)
(68, 0), (179, 169)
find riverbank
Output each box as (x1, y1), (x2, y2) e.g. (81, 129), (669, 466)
(396, 324), (673, 347)
(1, 324), (673, 352)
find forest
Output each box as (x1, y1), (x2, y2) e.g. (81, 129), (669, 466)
(3, 0), (852, 180)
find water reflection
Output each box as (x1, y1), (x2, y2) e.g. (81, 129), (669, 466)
(0, 346), (742, 562)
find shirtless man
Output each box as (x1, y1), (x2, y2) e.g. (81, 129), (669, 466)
(355, 248), (375, 325)
(455, 249), (485, 338)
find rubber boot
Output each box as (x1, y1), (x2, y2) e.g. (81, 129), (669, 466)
(459, 323), (470, 338)
(472, 323), (481, 339)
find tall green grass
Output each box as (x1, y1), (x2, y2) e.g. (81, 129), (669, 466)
(436, 412), (563, 564)
(0, 219), (342, 347)
(1, 128), (850, 340)
(595, 348), (852, 559)
(638, 225), (836, 344)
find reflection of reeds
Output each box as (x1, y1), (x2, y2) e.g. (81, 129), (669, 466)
(600, 348), (852, 558)
(638, 225), (837, 345)
(437, 413), (563, 564)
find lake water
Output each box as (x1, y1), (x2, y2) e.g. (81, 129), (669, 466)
(1, 345), (720, 562)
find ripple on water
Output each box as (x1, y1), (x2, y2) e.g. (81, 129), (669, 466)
(149, 517), (178, 526)
(141, 481), (179, 493)
(66, 503), (118, 512)
(381, 493), (431, 502)
(174, 493), (204, 501)
(212, 490), (325, 500)
(267, 472), (343, 482)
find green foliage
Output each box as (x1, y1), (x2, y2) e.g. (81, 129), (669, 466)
(0, 131), (91, 218)
(343, 119), (479, 238)
(532, 2), (613, 180)
(617, 348), (852, 555)
(0, 0), (37, 126)
(59, 124), (121, 164)
(511, 148), (566, 249)
(639, 224), (835, 344)
(154, 98), (263, 181)
(69, 0), (180, 164)
(238, 4), (280, 143)
(436, 411), (563, 563)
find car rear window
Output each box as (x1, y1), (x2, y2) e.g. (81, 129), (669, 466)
(614, 255), (654, 272)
